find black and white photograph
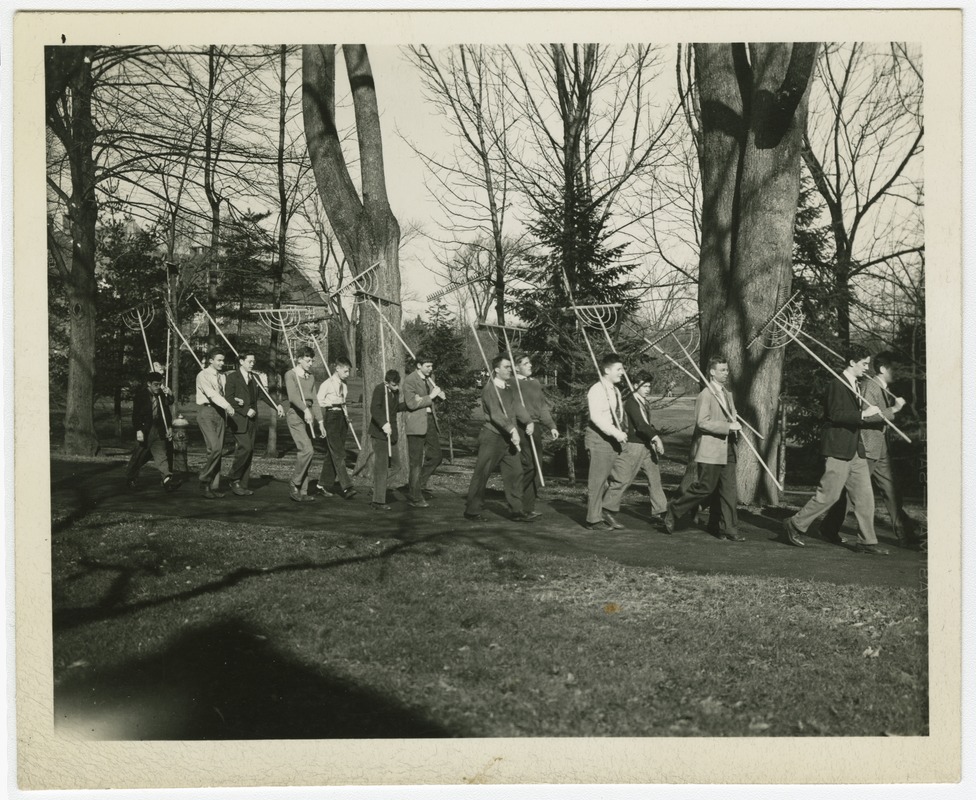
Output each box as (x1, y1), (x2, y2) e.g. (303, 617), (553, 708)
(7, 5), (966, 793)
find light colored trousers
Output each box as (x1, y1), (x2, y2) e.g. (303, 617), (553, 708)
(792, 454), (878, 544)
(585, 428), (622, 524)
(602, 442), (668, 516)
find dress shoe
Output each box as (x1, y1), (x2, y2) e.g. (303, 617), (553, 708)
(513, 512), (537, 522)
(370, 502), (392, 511)
(523, 511), (542, 521)
(340, 487), (358, 499)
(603, 512), (625, 530)
(410, 499), (431, 509)
(663, 509), (676, 535)
(231, 481), (253, 497)
(853, 543), (889, 556)
(782, 517), (805, 547)
(463, 512), (484, 521)
(315, 484), (334, 497)
(162, 475), (177, 493)
(201, 487), (223, 500)
(586, 520), (613, 531)
(718, 532), (746, 542)
(822, 531), (847, 545)
(289, 485), (303, 502)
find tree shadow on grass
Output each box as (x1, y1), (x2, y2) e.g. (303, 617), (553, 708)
(55, 618), (454, 740)
(53, 529), (478, 633)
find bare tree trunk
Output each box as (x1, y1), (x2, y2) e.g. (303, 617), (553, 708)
(695, 42), (818, 505)
(303, 44), (405, 479)
(47, 46), (100, 455)
(203, 45), (222, 347)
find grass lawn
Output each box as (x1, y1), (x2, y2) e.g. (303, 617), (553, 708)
(53, 510), (928, 740)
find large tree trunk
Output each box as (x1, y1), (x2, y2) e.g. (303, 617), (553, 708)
(303, 44), (405, 481)
(47, 46), (100, 455)
(695, 42), (818, 505)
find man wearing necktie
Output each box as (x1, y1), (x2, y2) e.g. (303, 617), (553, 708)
(195, 349), (236, 499)
(818, 350), (920, 549)
(782, 345), (888, 554)
(584, 352), (629, 531)
(223, 351), (284, 497)
(664, 355), (744, 541)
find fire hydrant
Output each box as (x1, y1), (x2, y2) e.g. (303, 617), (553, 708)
(171, 414), (189, 475)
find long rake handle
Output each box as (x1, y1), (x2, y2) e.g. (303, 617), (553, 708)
(782, 323), (912, 444)
(196, 297), (281, 411)
(380, 317), (392, 458)
(501, 328), (544, 487)
(166, 312), (204, 369)
(557, 266), (623, 431)
(134, 310), (171, 436)
(356, 283), (442, 433)
(669, 334), (781, 492)
(469, 320), (519, 452)
(306, 335), (360, 451)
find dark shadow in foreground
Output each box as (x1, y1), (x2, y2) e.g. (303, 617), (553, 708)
(54, 618), (455, 740)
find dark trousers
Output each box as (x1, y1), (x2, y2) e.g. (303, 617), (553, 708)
(228, 421), (258, 486)
(407, 425), (442, 501)
(286, 409), (316, 493)
(197, 405), (225, 490)
(319, 411), (352, 490)
(519, 425), (544, 513)
(669, 459), (738, 535)
(465, 428), (523, 515)
(372, 436), (400, 503)
(126, 427), (172, 481)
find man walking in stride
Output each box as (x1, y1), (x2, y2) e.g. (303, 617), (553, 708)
(317, 356), (357, 499)
(195, 349), (236, 499)
(601, 372), (667, 528)
(514, 353), (559, 521)
(285, 347), (326, 502)
(224, 351), (284, 497)
(782, 345), (888, 554)
(464, 355), (532, 521)
(126, 370), (177, 493)
(403, 354), (445, 508)
(369, 369), (406, 511)
(584, 352), (629, 531)
(664, 355), (744, 541)
(818, 350), (921, 549)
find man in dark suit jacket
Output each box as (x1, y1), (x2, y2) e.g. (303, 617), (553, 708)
(368, 369), (407, 511)
(783, 345), (888, 554)
(126, 371), (176, 491)
(224, 351), (284, 496)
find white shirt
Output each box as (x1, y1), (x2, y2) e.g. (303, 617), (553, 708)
(587, 377), (624, 437)
(317, 373), (348, 408)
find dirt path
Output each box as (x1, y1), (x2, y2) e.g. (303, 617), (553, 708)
(51, 458), (925, 589)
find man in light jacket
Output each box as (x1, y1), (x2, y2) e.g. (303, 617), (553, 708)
(402, 354), (445, 508)
(664, 355), (744, 541)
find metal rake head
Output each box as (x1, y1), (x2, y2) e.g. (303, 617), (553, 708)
(747, 291), (804, 350)
(249, 306), (308, 333)
(120, 303), (155, 330)
(565, 303), (622, 332)
(640, 313), (699, 352)
(426, 274), (486, 303)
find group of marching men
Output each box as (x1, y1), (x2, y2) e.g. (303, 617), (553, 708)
(126, 342), (923, 553)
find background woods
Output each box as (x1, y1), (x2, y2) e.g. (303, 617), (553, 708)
(46, 41), (925, 503)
